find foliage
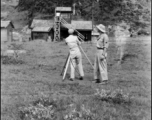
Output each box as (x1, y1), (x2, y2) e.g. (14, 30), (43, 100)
(17, 0), (151, 27)
(18, 88), (131, 119)
(94, 88), (132, 105)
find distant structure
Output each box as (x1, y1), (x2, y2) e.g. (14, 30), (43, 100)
(1, 20), (14, 42)
(30, 19), (54, 41)
(30, 7), (93, 41)
(54, 7), (73, 41)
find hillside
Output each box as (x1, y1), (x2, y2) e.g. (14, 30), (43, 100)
(1, 0), (28, 30)
(1, 0), (151, 30)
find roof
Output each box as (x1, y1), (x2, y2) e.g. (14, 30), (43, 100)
(55, 7), (72, 12)
(30, 19), (54, 28)
(61, 23), (74, 29)
(71, 20), (92, 30)
(1, 20), (14, 28)
(32, 27), (52, 32)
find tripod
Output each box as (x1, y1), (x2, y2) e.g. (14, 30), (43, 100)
(61, 46), (94, 81)
(60, 53), (70, 80)
(60, 53), (80, 80)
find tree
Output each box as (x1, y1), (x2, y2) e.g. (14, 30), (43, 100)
(17, 0), (151, 28)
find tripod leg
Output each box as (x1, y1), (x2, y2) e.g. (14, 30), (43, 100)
(79, 46), (94, 69)
(60, 53), (70, 76)
(62, 55), (70, 80)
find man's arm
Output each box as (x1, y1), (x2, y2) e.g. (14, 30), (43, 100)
(64, 38), (67, 45)
(103, 34), (109, 55)
(104, 34), (109, 49)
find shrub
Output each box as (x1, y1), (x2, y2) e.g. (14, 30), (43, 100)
(94, 88), (132, 105)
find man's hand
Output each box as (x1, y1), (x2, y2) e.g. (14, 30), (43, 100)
(102, 48), (107, 57)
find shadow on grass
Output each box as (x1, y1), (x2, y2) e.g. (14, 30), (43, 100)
(1, 56), (25, 65)
(121, 53), (138, 63)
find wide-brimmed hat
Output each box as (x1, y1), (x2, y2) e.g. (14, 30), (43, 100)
(96, 24), (106, 33)
(68, 29), (74, 34)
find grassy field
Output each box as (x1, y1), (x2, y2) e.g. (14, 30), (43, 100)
(1, 36), (151, 120)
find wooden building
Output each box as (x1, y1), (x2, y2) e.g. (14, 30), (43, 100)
(30, 7), (93, 41)
(54, 7), (73, 41)
(1, 21), (14, 42)
(60, 20), (93, 41)
(30, 19), (54, 41)
(71, 20), (92, 41)
(55, 7), (72, 23)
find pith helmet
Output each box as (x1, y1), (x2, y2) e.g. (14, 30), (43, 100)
(68, 29), (74, 34)
(96, 24), (106, 33)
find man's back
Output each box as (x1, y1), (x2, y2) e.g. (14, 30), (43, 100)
(65, 35), (80, 50)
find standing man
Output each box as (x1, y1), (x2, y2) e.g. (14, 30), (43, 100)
(93, 24), (109, 84)
(65, 29), (84, 81)
(114, 24), (130, 63)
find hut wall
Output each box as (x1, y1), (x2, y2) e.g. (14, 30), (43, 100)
(1, 28), (8, 42)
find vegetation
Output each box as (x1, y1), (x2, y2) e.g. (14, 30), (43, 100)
(16, 0), (151, 28)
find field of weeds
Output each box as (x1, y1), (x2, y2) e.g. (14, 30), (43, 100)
(1, 36), (151, 120)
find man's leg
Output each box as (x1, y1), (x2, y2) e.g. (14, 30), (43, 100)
(70, 58), (76, 80)
(94, 56), (100, 80)
(77, 55), (84, 78)
(99, 58), (108, 81)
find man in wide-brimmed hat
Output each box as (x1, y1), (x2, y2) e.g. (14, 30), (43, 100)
(65, 29), (84, 81)
(93, 24), (109, 84)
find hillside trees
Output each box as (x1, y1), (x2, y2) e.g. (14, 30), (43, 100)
(17, 0), (151, 28)
(98, 0), (151, 26)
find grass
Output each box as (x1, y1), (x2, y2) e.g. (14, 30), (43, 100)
(1, 37), (151, 120)
(17, 88), (149, 120)
(1, 55), (25, 65)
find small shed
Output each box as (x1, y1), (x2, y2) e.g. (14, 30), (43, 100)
(1, 20), (14, 42)
(71, 20), (93, 41)
(31, 27), (52, 41)
(30, 19), (54, 41)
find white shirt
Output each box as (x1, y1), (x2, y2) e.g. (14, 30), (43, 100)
(65, 35), (81, 50)
(65, 35), (81, 58)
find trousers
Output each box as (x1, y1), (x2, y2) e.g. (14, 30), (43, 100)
(70, 50), (84, 79)
(94, 49), (108, 81)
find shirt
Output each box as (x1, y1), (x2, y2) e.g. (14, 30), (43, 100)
(96, 33), (109, 49)
(65, 35), (81, 51)
(65, 35), (81, 58)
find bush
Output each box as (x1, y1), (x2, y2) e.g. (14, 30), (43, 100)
(137, 29), (150, 36)
(94, 88), (132, 105)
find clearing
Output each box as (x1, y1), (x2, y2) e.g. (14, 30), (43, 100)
(1, 36), (151, 120)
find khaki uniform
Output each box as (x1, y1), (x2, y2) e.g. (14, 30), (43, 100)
(94, 33), (109, 81)
(65, 35), (84, 79)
